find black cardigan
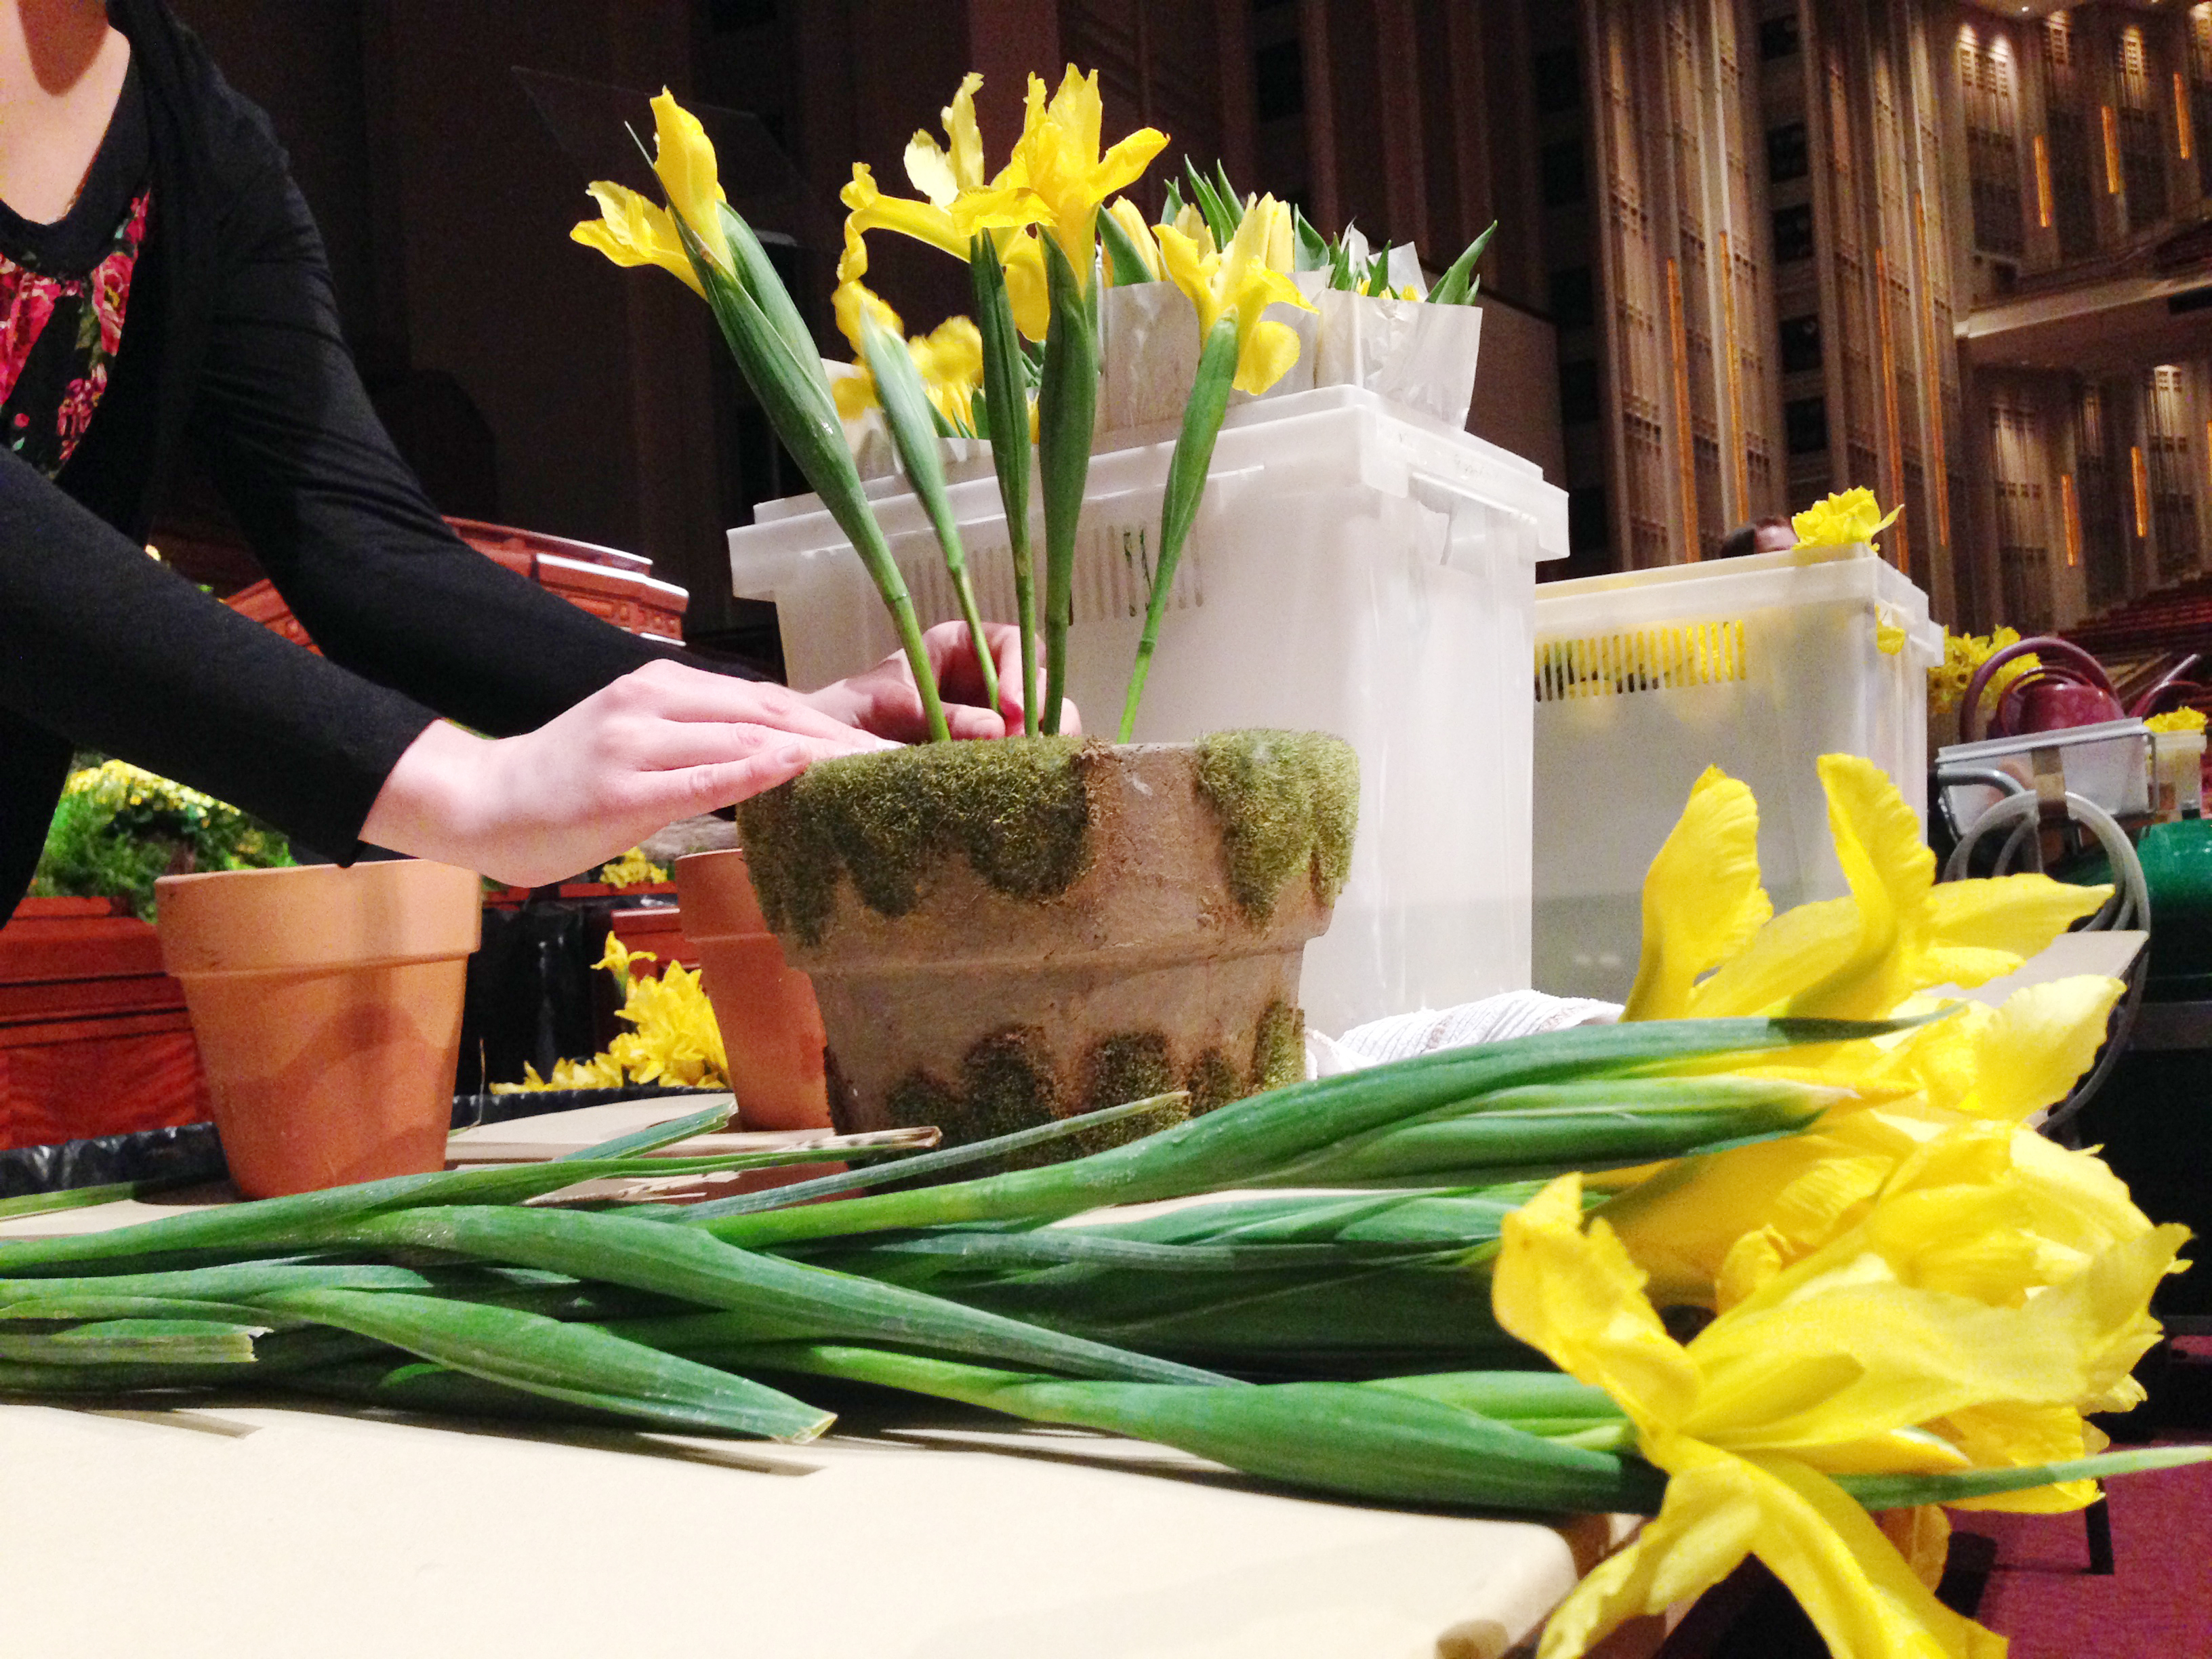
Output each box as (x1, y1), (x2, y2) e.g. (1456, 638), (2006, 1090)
(0, 0), (716, 914)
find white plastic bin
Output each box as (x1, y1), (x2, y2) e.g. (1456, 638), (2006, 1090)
(728, 384), (1569, 1035)
(1938, 718), (2152, 828)
(1531, 543), (1942, 1002)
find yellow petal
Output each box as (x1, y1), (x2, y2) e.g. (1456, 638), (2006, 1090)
(1000, 230), (1050, 342)
(1539, 1443), (2003, 1659)
(1231, 317), (1302, 394)
(1156, 223), (1225, 335)
(571, 182), (703, 298)
(1932, 1403), (2103, 1513)
(832, 368), (878, 419)
(1877, 1506), (1953, 1592)
(1689, 895), (1862, 1017)
(1940, 977), (2123, 1122)
(1688, 1223), (2186, 1454)
(649, 91), (730, 273)
(1624, 766), (1773, 1021)
(832, 279), (903, 356)
(843, 162), (970, 262)
(1494, 1176), (1703, 1436)
(1921, 876), (2111, 988)
(1786, 756), (1934, 1020)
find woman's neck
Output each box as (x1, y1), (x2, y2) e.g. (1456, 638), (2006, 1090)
(0, 0), (130, 225)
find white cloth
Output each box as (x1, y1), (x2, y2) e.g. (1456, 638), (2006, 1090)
(1307, 991), (1624, 1079)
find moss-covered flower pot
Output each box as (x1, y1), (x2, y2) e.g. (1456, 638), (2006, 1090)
(737, 733), (1357, 1155)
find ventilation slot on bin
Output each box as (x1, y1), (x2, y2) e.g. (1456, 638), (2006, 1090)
(1534, 619), (1748, 702)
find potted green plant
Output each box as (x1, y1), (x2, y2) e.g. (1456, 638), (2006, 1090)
(577, 80), (1396, 1147)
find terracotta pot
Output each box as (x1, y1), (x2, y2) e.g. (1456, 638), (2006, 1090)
(155, 860), (483, 1197)
(737, 735), (1356, 1154)
(674, 850), (830, 1130)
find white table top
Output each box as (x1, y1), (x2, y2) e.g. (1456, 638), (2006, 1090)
(1, 1397), (1630, 1658)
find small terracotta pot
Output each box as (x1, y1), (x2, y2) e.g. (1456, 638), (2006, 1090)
(155, 859), (483, 1197)
(674, 849), (830, 1130)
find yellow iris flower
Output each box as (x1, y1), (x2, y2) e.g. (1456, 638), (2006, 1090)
(830, 279), (985, 433)
(1795, 487), (1902, 558)
(1498, 1169), (2185, 1659)
(838, 81), (1050, 340)
(1622, 756), (2108, 1024)
(571, 91), (731, 294)
(950, 66), (1168, 292)
(1155, 195), (1313, 395)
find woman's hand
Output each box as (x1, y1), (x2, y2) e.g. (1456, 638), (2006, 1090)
(362, 659), (892, 886)
(802, 620), (1080, 741)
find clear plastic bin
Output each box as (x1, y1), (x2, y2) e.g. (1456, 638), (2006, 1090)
(1938, 718), (2153, 828)
(1531, 543), (1942, 1002)
(727, 385), (1569, 1034)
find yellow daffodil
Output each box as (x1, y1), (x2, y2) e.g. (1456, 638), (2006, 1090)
(1155, 195), (1314, 394)
(2146, 706), (2207, 734)
(1795, 487), (1902, 557)
(571, 182), (703, 298)
(950, 66), (1168, 290)
(596, 847), (670, 888)
(1625, 756), (2108, 1023)
(1103, 197), (1164, 281)
(1498, 1170), (2185, 1659)
(840, 161), (1050, 340)
(828, 280), (985, 434)
(572, 91), (732, 293)
(1927, 627), (2037, 721)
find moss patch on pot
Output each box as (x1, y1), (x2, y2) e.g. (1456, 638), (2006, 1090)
(1250, 1000), (1307, 1094)
(1194, 731), (1359, 922)
(739, 737), (1092, 944)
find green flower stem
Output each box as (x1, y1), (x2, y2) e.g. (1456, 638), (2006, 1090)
(1120, 314), (1237, 741)
(970, 234), (1038, 733)
(856, 308), (997, 710)
(714, 1343), (1664, 1513)
(1036, 237), (1099, 737)
(678, 211), (949, 742)
(699, 1017), (1906, 1251)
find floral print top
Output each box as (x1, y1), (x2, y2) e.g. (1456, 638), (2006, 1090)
(0, 62), (149, 478)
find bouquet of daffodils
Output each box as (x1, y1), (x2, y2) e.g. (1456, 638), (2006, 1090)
(2, 756), (2200, 1659)
(574, 71), (1492, 746)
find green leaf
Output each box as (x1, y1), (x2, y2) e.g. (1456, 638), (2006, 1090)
(0, 1317), (262, 1366)
(857, 306), (999, 710)
(1120, 314), (1238, 740)
(1836, 1445), (2212, 1511)
(251, 1286), (832, 1441)
(0, 1181), (149, 1222)
(558, 1097), (734, 1162)
(701, 1017), (1916, 1250)
(1035, 235), (1099, 737)
(724, 1344), (1666, 1513)
(1183, 159), (1237, 247)
(1428, 220), (1496, 306)
(1292, 206), (1329, 272)
(321, 1205), (1236, 1389)
(970, 231), (1040, 734)
(680, 1092), (1185, 1222)
(1098, 206), (1155, 287)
